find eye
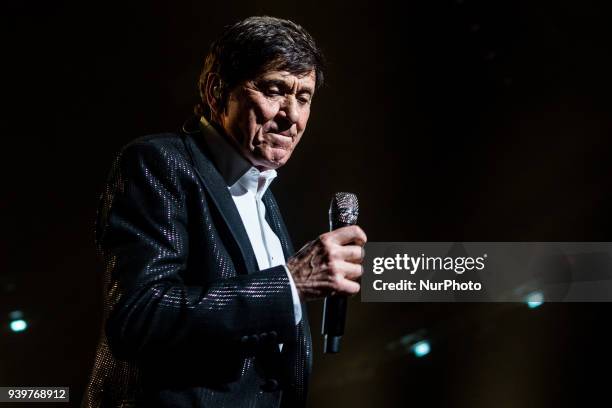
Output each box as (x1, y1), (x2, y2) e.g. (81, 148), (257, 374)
(264, 88), (282, 96)
(297, 94), (312, 105)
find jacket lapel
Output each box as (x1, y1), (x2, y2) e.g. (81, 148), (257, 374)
(181, 122), (259, 275)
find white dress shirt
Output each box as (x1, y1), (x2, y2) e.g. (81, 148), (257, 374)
(199, 116), (302, 326)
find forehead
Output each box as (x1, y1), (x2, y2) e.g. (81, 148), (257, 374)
(255, 69), (316, 90)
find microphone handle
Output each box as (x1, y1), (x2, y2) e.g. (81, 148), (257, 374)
(322, 295), (347, 353)
(322, 220), (353, 353)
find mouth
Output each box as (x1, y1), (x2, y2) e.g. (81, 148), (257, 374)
(273, 129), (293, 137)
(265, 132), (294, 149)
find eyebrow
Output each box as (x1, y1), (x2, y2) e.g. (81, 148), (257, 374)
(259, 78), (314, 95)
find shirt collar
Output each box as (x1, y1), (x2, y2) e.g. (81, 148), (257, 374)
(199, 116), (277, 197)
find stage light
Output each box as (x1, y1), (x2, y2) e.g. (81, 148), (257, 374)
(411, 340), (431, 358)
(10, 319), (27, 332)
(8, 310), (28, 332)
(525, 291), (544, 309)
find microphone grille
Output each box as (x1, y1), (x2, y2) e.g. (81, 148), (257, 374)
(330, 192), (359, 226)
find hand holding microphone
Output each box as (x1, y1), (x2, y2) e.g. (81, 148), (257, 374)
(286, 193), (364, 353)
(286, 225), (366, 300)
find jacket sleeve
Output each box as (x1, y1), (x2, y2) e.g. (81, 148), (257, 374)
(97, 140), (295, 361)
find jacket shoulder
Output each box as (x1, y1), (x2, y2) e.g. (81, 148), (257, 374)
(120, 132), (186, 156)
(110, 132), (195, 176)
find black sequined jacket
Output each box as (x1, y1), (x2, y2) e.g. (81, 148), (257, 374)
(82, 117), (312, 408)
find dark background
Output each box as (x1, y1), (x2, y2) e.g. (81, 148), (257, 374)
(3, 0), (612, 406)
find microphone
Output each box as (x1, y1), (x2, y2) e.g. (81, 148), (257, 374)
(322, 192), (359, 353)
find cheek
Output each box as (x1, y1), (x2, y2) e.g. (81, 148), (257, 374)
(288, 122), (309, 154)
(251, 96), (279, 124)
(237, 102), (275, 143)
(296, 109), (311, 133)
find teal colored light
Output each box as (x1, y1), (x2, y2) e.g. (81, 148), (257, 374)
(411, 340), (431, 358)
(9, 310), (23, 320)
(525, 291), (544, 309)
(10, 319), (27, 332)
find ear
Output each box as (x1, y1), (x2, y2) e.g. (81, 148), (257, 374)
(204, 73), (224, 119)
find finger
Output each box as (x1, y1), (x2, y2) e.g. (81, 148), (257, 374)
(334, 245), (364, 263)
(337, 261), (363, 281)
(335, 278), (361, 296)
(327, 225), (367, 246)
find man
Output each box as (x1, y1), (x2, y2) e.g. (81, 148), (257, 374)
(82, 16), (366, 408)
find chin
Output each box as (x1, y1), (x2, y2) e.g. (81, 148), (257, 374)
(260, 158), (286, 170)
(252, 149), (292, 169)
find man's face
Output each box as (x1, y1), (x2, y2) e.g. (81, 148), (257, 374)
(219, 69), (316, 170)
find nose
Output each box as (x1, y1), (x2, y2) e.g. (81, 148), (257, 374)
(278, 95), (300, 124)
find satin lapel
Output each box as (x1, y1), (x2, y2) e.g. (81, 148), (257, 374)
(182, 131), (258, 275)
(262, 191), (295, 259)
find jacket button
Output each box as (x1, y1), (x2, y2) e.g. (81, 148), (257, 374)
(261, 378), (279, 392)
(259, 332), (269, 342)
(241, 335), (260, 347)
